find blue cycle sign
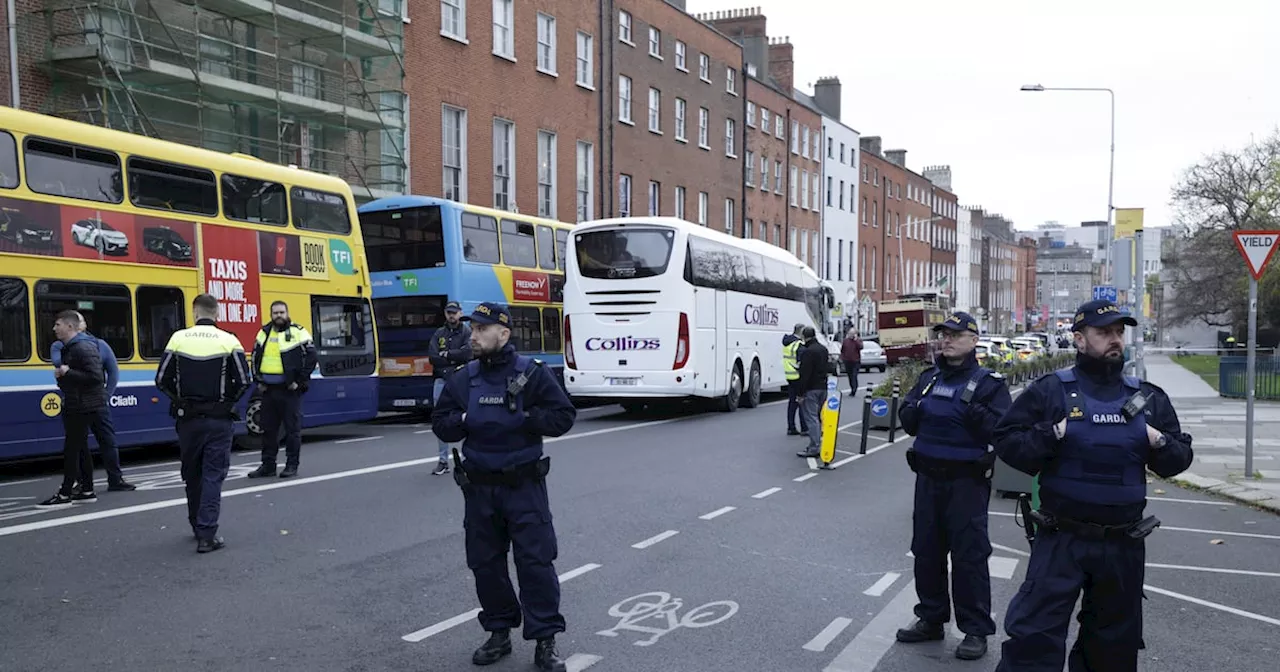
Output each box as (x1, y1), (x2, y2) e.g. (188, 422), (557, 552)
(870, 399), (889, 417)
(1092, 285), (1118, 303)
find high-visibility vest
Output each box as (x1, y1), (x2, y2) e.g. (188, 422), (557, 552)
(783, 340), (801, 380)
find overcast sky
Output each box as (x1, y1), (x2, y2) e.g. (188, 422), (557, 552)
(688, 0), (1280, 232)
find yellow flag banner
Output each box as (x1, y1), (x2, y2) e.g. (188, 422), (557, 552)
(1114, 208), (1144, 239)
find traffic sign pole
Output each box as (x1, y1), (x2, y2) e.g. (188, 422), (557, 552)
(1231, 231), (1280, 480)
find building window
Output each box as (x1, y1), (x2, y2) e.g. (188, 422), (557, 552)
(618, 174), (632, 217)
(648, 88), (661, 133)
(618, 10), (632, 43)
(800, 171), (809, 209)
(774, 224), (781, 247)
(862, 196), (867, 222)
(536, 130), (556, 218)
(724, 118), (736, 157)
(618, 75), (632, 123)
(648, 26), (661, 58)
(698, 107), (709, 148)
(745, 150), (755, 186)
(698, 191), (708, 225)
(828, 136), (833, 159)
(802, 126), (810, 158)
(826, 176), (832, 207)
(726, 67), (737, 94)
(491, 0), (513, 59)
(674, 98), (687, 142)
(745, 217), (753, 240)
(576, 32), (593, 88)
(441, 0), (466, 40)
(839, 180), (845, 209)
(760, 108), (770, 131)
(576, 141), (593, 221)
(724, 198), (734, 235)
(442, 105), (466, 202)
(811, 176), (819, 212)
(675, 41), (687, 71)
(825, 237), (831, 279)
(774, 161), (782, 194)
(674, 186), (686, 219)
(536, 13), (556, 74)
(746, 102), (756, 127)
(775, 115), (784, 138)
(698, 53), (710, 82)
(648, 180), (660, 215)
(759, 155), (768, 190)
(790, 228), (797, 255)
(790, 166), (798, 206)
(492, 118), (514, 210)
(791, 120), (800, 154)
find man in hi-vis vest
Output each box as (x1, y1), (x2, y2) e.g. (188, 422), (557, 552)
(782, 323), (809, 437)
(248, 301), (318, 479)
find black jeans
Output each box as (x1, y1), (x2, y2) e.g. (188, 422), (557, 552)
(60, 410), (96, 495)
(787, 384), (809, 432)
(260, 386), (303, 468)
(844, 361), (860, 394)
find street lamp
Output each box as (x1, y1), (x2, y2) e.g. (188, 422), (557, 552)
(1020, 84), (1116, 285)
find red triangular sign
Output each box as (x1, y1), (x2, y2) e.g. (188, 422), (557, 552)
(1233, 230), (1280, 280)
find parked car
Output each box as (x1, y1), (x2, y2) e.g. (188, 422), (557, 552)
(860, 340), (887, 372)
(71, 218), (129, 256)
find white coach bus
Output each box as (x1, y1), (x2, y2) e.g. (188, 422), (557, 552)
(562, 216), (838, 412)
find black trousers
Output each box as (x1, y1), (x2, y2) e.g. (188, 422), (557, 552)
(60, 410), (96, 495)
(260, 386), (303, 468)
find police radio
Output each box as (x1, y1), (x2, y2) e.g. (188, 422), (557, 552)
(506, 369), (532, 413)
(1121, 392), (1148, 421)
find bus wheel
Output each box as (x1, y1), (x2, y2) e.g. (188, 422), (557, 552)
(739, 359), (762, 408)
(245, 399), (264, 436)
(720, 362), (743, 412)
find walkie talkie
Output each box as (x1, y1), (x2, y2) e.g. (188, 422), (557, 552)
(1121, 392), (1148, 421)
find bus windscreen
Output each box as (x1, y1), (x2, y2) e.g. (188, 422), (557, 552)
(362, 205), (446, 272)
(573, 227), (674, 279)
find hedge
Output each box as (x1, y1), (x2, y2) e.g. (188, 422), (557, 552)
(871, 352), (1077, 397)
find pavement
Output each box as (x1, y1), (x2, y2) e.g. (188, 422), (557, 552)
(1145, 354), (1280, 512)
(1, 368), (1279, 671)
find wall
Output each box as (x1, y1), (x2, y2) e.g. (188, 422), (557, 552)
(821, 115), (860, 321)
(956, 207), (972, 312)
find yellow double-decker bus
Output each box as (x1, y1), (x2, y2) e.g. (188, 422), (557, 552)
(0, 107), (378, 462)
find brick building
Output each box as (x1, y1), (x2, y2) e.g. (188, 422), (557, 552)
(1018, 236), (1039, 329)
(923, 166), (959, 302)
(857, 136), (907, 307)
(700, 10), (821, 265)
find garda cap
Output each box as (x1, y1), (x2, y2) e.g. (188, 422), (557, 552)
(933, 311), (980, 334)
(1072, 299), (1138, 331)
(462, 301), (512, 327)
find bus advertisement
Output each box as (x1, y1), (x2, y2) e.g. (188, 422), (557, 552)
(0, 108), (378, 462)
(357, 196), (575, 413)
(561, 217), (838, 413)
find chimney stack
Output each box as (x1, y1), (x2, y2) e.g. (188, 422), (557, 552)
(767, 36), (793, 93)
(885, 149), (907, 167)
(813, 76), (841, 120)
(860, 136), (882, 156)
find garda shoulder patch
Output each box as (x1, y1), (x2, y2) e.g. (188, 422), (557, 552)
(1069, 406), (1084, 419)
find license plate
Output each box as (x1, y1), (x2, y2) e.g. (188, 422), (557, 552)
(608, 377), (639, 386)
(392, 399), (417, 407)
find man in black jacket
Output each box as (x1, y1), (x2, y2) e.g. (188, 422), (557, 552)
(427, 301), (472, 476)
(38, 310), (107, 507)
(795, 326), (830, 459)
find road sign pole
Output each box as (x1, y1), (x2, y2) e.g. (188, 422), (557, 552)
(1246, 275), (1257, 479)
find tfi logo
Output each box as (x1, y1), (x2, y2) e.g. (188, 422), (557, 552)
(743, 303), (780, 326)
(400, 273), (419, 292)
(329, 240), (356, 274)
(584, 336), (661, 351)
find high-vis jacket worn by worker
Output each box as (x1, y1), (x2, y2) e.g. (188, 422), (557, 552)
(252, 322), (317, 389)
(783, 339), (802, 381)
(156, 319), (253, 419)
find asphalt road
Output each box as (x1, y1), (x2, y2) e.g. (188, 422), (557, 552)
(2, 373), (1278, 672)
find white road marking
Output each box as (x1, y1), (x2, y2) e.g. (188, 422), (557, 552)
(0, 478), (47, 488)
(1143, 585), (1280, 627)
(838, 420), (863, 431)
(794, 473), (818, 482)
(413, 429), (432, 435)
(808, 457), (819, 470)
(631, 530), (679, 549)
(1148, 496), (1235, 506)
(565, 653), (604, 671)
(334, 436), (381, 444)
(752, 487), (783, 499)
(803, 617), (854, 652)
(989, 511), (1280, 541)
(828, 434), (908, 468)
(988, 556), (1020, 580)
(0, 418), (682, 538)
(700, 506), (736, 520)
(991, 542), (1029, 557)
(823, 580), (919, 672)
(401, 563), (603, 643)
(862, 572), (901, 597)
(1145, 562), (1280, 578)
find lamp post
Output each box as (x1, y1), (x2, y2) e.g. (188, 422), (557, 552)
(1020, 84), (1116, 285)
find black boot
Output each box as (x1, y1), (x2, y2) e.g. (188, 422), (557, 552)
(196, 537), (225, 554)
(534, 637), (567, 672)
(895, 618), (944, 643)
(279, 465), (298, 479)
(471, 629), (512, 666)
(955, 634), (987, 660)
(247, 465), (276, 478)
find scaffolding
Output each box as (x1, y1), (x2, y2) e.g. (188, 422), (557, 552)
(30, 0), (406, 201)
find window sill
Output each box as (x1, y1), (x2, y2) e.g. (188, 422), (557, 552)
(676, 65), (688, 73)
(699, 76), (711, 84)
(621, 38), (635, 47)
(576, 82), (595, 92)
(649, 52), (663, 61)
(698, 143), (710, 151)
(726, 152), (738, 159)
(619, 118), (635, 126)
(537, 67), (559, 78)
(493, 51), (517, 63)
(440, 30), (468, 45)
(675, 136), (687, 144)
(649, 128), (663, 136)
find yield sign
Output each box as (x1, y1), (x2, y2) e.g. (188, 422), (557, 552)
(1233, 231), (1280, 280)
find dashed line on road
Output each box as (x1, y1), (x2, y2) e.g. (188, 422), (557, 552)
(1148, 496), (1235, 506)
(794, 473), (818, 483)
(1145, 562), (1280, 578)
(413, 429), (432, 435)
(631, 530), (679, 549)
(699, 506), (736, 520)
(803, 617), (854, 652)
(752, 487), (783, 499)
(827, 434), (908, 469)
(862, 572), (901, 597)
(335, 436), (382, 444)
(823, 579), (919, 672)
(401, 563), (603, 643)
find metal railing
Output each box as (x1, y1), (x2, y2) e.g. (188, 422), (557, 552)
(1219, 355), (1280, 399)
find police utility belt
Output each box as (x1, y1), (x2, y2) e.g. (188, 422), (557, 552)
(1028, 509), (1161, 541)
(453, 452), (551, 487)
(906, 450), (995, 480)
(173, 400), (238, 421)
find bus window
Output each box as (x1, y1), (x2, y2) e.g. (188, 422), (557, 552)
(362, 205), (445, 272)
(761, 257), (790, 301)
(541, 307), (562, 352)
(127, 157), (218, 215)
(372, 295), (446, 357)
(0, 277), (30, 361)
(311, 297), (376, 376)
(461, 212), (500, 263)
(222, 174), (287, 225)
(0, 131), (17, 189)
(24, 137), (123, 204)
(509, 306), (542, 353)
(136, 286), (185, 359)
(35, 280), (133, 360)
(554, 228), (567, 271)
(500, 219), (537, 268)
(291, 187), (351, 234)
(536, 225), (556, 270)
(686, 235), (737, 290)
(575, 227), (674, 279)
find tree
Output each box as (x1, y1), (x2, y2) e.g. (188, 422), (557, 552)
(1165, 130), (1280, 328)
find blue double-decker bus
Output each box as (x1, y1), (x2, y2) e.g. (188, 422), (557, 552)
(357, 196), (575, 413)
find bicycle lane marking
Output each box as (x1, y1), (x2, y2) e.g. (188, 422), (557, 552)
(594, 591), (740, 647)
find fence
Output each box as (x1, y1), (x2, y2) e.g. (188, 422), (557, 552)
(1219, 355), (1280, 399)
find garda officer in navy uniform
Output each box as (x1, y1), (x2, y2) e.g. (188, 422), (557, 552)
(895, 311), (1011, 661)
(155, 293), (252, 553)
(431, 302), (577, 671)
(993, 300), (1194, 672)
(427, 300), (472, 476)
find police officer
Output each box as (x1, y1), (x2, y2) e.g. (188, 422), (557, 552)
(248, 300), (317, 479)
(895, 311), (1012, 661)
(782, 323), (809, 436)
(993, 300), (1194, 671)
(155, 293), (252, 553)
(427, 300), (472, 476)
(431, 302), (577, 672)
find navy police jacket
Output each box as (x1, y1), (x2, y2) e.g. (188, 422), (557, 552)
(431, 343), (577, 472)
(428, 322), (473, 379)
(993, 354), (1194, 524)
(899, 352), (1011, 462)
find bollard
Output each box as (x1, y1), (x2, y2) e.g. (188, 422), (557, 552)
(887, 380), (902, 443)
(858, 381), (873, 455)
